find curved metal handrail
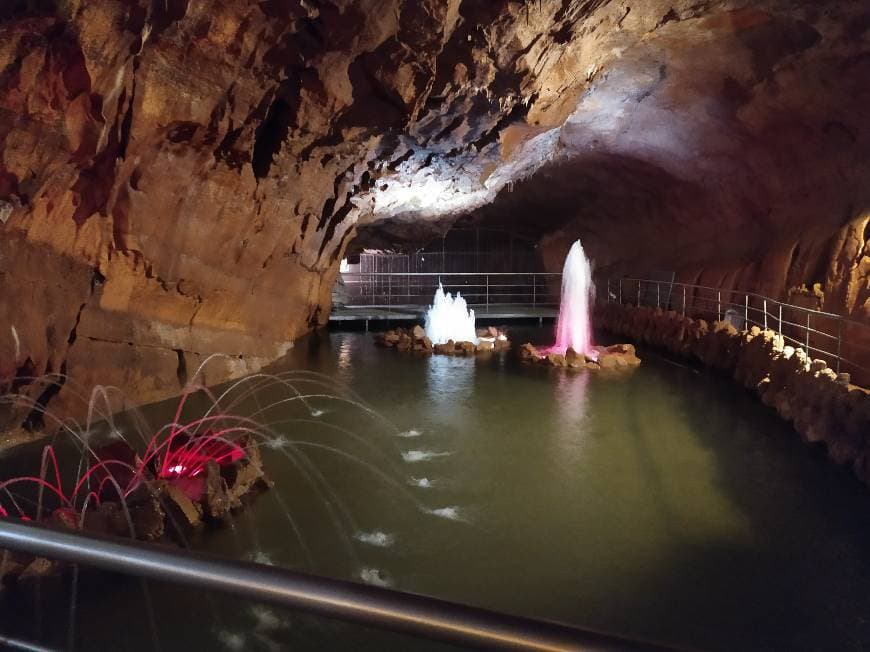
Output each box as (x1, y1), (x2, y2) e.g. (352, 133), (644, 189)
(607, 277), (870, 378)
(0, 521), (677, 652)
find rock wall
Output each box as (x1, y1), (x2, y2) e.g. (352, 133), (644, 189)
(596, 302), (870, 488)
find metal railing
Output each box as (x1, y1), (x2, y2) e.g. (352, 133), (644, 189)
(336, 272), (561, 309)
(0, 521), (672, 652)
(605, 278), (870, 381)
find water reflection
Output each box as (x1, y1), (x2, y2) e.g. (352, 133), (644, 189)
(554, 369), (591, 428)
(425, 355), (475, 427)
(550, 370), (591, 470)
(336, 337), (354, 377)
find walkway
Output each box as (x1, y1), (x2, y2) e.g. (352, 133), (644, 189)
(329, 304), (558, 324)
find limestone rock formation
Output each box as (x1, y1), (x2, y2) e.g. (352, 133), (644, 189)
(1, 1), (868, 438)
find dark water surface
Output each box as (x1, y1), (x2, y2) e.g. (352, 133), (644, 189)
(2, 328), (870, 651)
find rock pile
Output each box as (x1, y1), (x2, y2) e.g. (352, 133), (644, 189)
(375, 326), (510, 356)
(520, 342), (641, 371)
(0, 436), (271, 588)
(596, 303), (870, 486)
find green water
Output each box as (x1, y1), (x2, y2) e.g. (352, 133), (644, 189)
(2, 328), (870, 651)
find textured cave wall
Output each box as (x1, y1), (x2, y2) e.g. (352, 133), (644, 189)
(1, 0), (869, 437)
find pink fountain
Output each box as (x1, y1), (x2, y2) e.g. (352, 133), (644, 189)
(549, 239), (594, 356)
(520, 239), (640, 369)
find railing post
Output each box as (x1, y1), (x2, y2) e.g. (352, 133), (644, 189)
(618, 278), (623, 304)
(656, 282), (660, 309)
(717, 290), (721, 322)
(744, 294), (749, 325)
(805, 312), (810, 354)
(763, 299), (768, 330)
(532, 274), (536, 306)
(607, 278), (611, 304)
(485, 274), (489, 309)
(682, 285), (687, 317)
(637, 281), (641, 308)
(387, 273), (391, 311)
(779, 304), (783, 336)
(836, 319), (843, 373)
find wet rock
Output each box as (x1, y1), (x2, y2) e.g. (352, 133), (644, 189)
(434, 341), (454, 355)
(82, 502), (133, 538)
(565, 347), (581, 367)
(126, 486), (167, 540)
(51, 507), (81, 531)
(546, 353), (567, 367)
(520, 343), (541, 362)
(203, 460), (231, 520)
(223, 437), (271, 507)
(0, 551), (26, 587)
(396, 333), (413, 352)
(18, 557), (58, 582)
(412, 325), (426, 340)
(493, 337), (510, 352)
(413, 335), (433, 353)
(92, 440), (143, 500)
(476, 340), (494, 352)
(162, 482), (203, 529)
(456, 341), (476, 356)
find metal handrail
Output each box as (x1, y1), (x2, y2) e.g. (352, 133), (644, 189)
(341, 272), (562, 277)
(620, 278), (867, 324)
(338, 272), (562, 309)
(607, 277), (870, 379)
(0, 521), (672, 652)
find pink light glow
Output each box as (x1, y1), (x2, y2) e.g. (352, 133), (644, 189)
(0, 390), (250, 522)
(547, 240), (595, 356)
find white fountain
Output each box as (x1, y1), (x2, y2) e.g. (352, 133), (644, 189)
(424, 283), (478, 345)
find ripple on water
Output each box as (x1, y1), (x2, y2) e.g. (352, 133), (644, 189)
(427, 506), (462, 521)
(250, 605), (285, 631)
(398, 429), (422, 437)
(359, 567), (392, 587)
(218, 631), (245, 651)
(408, 476), (433, 488)
(402, 450), (452, 462)
(248, 550), (275, 566)
(354, 530), (395, 547)
(264, 436), (289, 450)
